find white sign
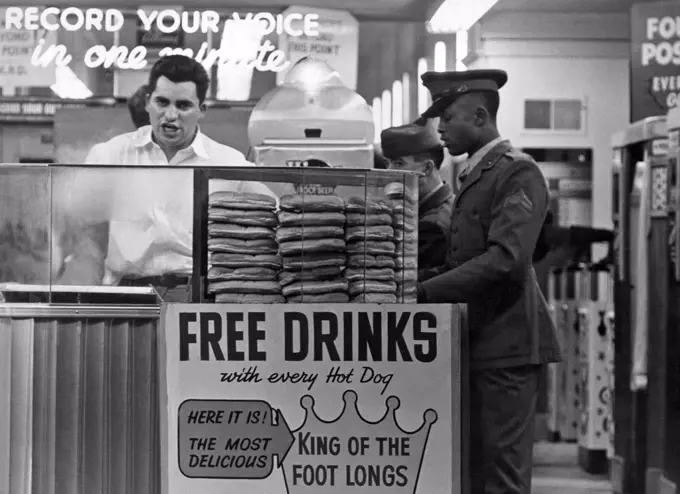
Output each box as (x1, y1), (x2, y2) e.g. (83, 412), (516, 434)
(0, 8), (56, 94)
(3, 7), (321, 73)
(160, 304), (458, 494)
(277, 6), (358, 90)
(652, 138), (669, 156)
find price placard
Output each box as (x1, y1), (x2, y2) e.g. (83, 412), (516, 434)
(652, 138), (669, 157)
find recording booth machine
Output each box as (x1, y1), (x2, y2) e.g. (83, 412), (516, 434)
(247, 57), (375, 172)
(609, 113), (680, 494)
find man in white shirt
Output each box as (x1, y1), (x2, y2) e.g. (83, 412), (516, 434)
(59, 55), (275, 301)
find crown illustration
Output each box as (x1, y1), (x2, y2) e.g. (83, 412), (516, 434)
(282, 390), (437, 494)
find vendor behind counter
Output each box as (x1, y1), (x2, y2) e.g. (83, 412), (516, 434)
(51, 55), (276, 300)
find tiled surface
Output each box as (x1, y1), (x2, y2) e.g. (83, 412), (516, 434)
(532, 442), (612, 494)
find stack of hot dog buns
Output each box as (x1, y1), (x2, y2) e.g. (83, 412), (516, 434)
(344, 196), (398, 303)
(276, 194), (350, 303)
(206, 191), (284, 303)
(204, 185), (420, 305)
(385, 183), (419, 303)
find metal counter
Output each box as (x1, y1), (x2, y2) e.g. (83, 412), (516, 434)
(0, 299), (470, 494)
(0, 303), (161, 494)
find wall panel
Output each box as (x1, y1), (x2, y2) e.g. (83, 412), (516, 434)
(468, 10), (629, 231)
(0, 315), (161, 494)
(357, 21), (428, 105)
(480, 12), (629, 41)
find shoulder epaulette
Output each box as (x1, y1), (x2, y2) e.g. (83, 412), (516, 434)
(504, 149), (533, 161)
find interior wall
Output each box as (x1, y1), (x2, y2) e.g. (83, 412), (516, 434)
(357, 21), (428, 106)
(66, 17), (426, 108)
(467, 11), (630, 233)
(0, 124), (54, 163)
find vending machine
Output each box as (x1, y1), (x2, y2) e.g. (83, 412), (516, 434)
(610, 116), (667, 494)
(248, 59), (373, 170)
(576, 263), (615, 475)
(641, 106), (680, 494)
(559, 263), (585, 443)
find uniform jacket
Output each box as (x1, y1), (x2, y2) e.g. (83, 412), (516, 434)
(418, 184), (454, 274)
(420, 140), (562, 370)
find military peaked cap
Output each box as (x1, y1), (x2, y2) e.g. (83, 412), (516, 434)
(420, 69), (508, 119)
(380, 121), (442, 160)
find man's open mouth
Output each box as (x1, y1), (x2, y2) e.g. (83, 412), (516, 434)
(162, 123), (179, 132)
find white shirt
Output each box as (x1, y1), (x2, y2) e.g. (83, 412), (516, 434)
(82, 125), (276, 284)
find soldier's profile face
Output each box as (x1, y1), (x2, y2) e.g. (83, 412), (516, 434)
(388, 155), (421, 171)
(388, 155), (433, 191)
(437, 99), (477, 156)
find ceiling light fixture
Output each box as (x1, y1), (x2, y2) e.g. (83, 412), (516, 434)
(427, 0), (500, 34)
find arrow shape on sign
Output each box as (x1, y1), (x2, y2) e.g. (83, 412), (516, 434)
(271, 409), (295, 467)
(178, 399), (297, 480)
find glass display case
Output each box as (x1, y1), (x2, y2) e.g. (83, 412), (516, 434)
(193, 166), (420, 304)
(0, 163), (435, 494)
(0, 164), (419, 305)
(0, 164), (52, 287)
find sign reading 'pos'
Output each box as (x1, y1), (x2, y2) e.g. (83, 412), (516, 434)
(159, 304), (460, 494)
(630, 1), (680, 121)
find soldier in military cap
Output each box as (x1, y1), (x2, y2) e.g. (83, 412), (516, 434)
(416, 69), (562, 494)
(373, 149), (389, 170)
(381, 121), (454, 273)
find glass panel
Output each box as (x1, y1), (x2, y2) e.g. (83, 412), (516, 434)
(0, 165), (53, 299)
(524, 100), (551, 130)
(48, 166), (194, 304)
(43, 166), (419, 305)
(196, 166), (420, 304)
(553, 99), (583, 131)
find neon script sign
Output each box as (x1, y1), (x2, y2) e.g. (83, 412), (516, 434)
(3, 7), (321, 72)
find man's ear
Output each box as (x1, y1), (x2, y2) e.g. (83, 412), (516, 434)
(422, 159), (435, 175)
(199, 103), (207, 117)
(475, 106), (488, 127)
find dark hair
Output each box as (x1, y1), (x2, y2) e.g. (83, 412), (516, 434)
(148, 55), (210, 104)
(414, 146), (445, 170)
(374, 150), (389, 169)
(478, 91), (500, 120)
(128, 84), (150, 128)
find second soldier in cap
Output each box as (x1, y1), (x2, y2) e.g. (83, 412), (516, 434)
(417, 69), (562, 494)
(381, 121), (454, 274)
